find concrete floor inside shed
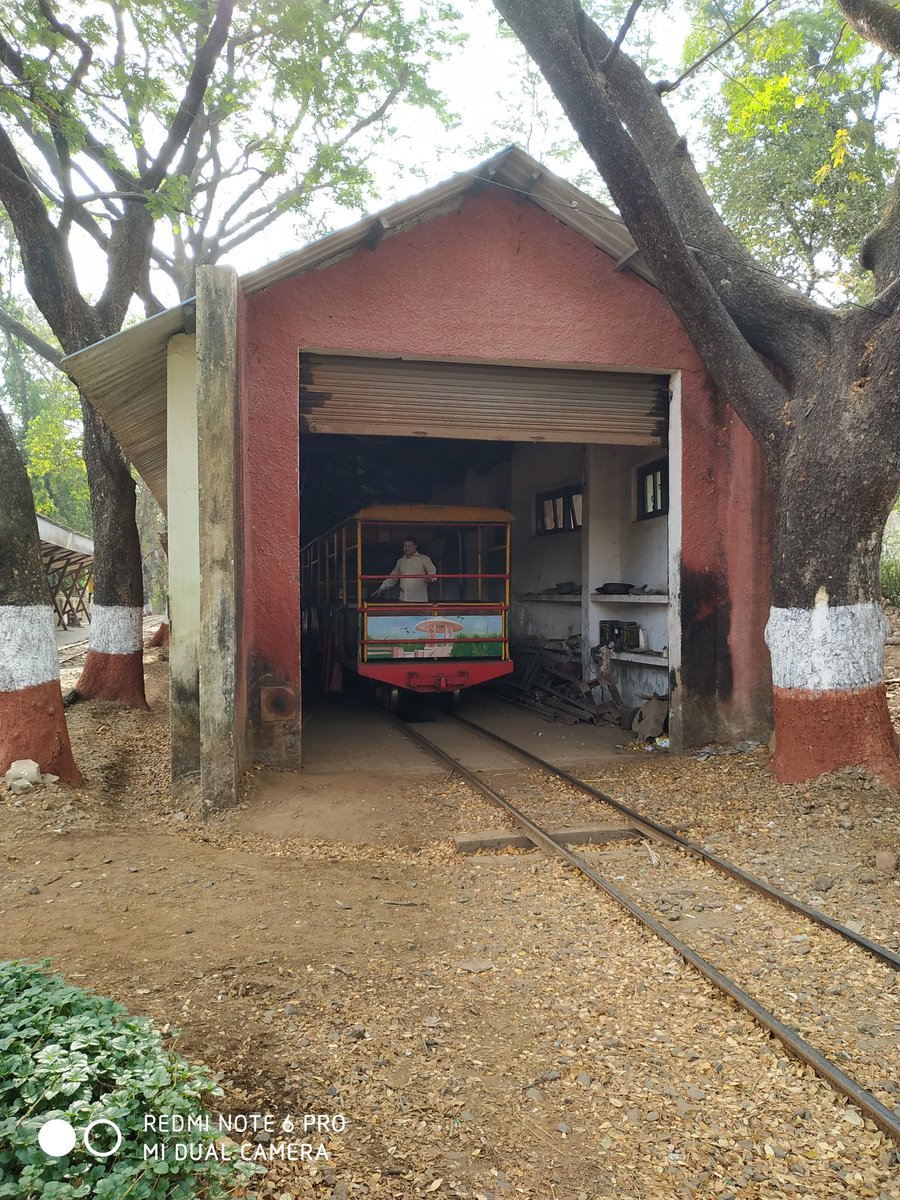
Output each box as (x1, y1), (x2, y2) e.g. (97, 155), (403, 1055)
(237, 688), (633, 845)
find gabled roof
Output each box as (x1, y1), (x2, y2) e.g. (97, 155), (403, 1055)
(62, 146), (651, 508)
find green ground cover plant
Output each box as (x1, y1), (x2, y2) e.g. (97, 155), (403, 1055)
(0, 960), (254, 1199)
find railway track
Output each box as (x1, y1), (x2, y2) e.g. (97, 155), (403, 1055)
(390, 708), (900, 1145)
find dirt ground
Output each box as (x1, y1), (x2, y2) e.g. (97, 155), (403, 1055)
(1, 643), (899, 1200)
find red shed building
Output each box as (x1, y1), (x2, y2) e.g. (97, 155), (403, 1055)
(64, 147), (774, 809)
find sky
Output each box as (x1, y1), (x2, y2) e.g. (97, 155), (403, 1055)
(1, 1), (698, 314)
(216, 1), (694, 281)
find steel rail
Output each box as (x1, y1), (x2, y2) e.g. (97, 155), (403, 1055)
(392, 715), (900, 1144)
(451, 713), (900, 971)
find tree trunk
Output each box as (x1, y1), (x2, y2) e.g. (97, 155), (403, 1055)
(492, 0), (900, 786)
(147, 617), (170, 649)
(764, 340), (900, 784)
(73, 399), (148, 709)
(0, 408), (81, 782)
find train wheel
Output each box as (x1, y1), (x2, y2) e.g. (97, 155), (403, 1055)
(387, 687), (401, 715)
(439, 689), (462, 713)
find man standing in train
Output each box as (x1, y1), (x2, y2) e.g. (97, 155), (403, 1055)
(374, 538), (437, 602)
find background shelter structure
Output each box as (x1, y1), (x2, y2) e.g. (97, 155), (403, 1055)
(62, 147), (775, 810)
(37, 517), (93, 631)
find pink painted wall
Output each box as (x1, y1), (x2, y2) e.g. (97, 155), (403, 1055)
(678, 370), (774, 745)
(239, 186), (773, 762)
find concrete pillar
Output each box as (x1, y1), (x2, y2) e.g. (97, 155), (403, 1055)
(196, 266), (245, 811)
(166, 334), (200, 781)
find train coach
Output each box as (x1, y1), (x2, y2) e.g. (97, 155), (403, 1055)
(301, 505), (514, 709)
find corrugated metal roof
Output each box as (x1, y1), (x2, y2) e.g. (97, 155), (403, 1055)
(239, 145), (653, 294)
(62, 306), (189, 508)
(37, 516), (94, 560)
(61, 146), (653, 509)
(301, 355), (668, 445)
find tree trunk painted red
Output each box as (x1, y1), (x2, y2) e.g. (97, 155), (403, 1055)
(147, 620), (170, 649)
(1, 677), (83, 783)
(494, 0), (900, 786)
(772, 685), (900, 786)
(0, 410), (81, 782)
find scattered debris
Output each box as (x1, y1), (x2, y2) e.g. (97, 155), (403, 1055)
(632, 693), (669, 740)
(3, 759), (59, 793)
(695, 739), (761, 760)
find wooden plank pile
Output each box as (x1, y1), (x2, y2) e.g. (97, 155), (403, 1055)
(493, 645), (627, 725)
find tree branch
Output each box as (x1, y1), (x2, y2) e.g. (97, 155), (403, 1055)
(140, 0), (236, 191)
(860, 159), (900, 291)
(500, 0), (830, 376)
(113, 2), (149, 176)
(655, 0), (777, 94)
(36, 0), (93, 98)
(600, 0), (643, 70)
(0, 123), (94, 348)
(0, 303), (63, 366)
(834, 0), (900, 57)
(0, 29), (138, 192)
(495, 0), (791, 445)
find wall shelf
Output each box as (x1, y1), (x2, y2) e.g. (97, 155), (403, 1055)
(517, 593), (582, 604)
(612, 651), (669, 667)
(590, 593), (668, 605)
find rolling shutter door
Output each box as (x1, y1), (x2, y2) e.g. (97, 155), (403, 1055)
(301, 355), (669, 445)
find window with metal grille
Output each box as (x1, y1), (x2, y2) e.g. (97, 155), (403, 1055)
(535, 486), (583, 535)
(637, 458), (668, 520)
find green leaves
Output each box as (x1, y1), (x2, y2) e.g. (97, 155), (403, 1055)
(0, 960), (257, 1199)
(1, 0), (463, 299)
(684, 0), (896, 299)
(0, 326), (91, 534)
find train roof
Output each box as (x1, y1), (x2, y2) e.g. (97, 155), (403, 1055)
(353, 505), (513, 524)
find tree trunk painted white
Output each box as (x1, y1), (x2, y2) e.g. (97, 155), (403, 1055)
(74, 604), (148, 709)
(72, 398), (148, 708)
(1, 410), (81, 782)
(765, 597), (898, 784)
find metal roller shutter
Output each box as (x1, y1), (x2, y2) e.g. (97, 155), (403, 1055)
(300, 355), (669, 445)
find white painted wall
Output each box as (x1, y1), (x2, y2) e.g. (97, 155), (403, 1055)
(583, 443), (669, 706)
(430, 438), (671, 702)
(509, 444), (584, 643)
(167, 335), (200, 653)
(510, 444), (583, 590)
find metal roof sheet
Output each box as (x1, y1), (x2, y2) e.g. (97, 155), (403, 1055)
(61, 146), (652, 509)
(37, 516), (94, 561)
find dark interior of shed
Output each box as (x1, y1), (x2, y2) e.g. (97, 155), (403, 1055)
(299, 433), (512, 544)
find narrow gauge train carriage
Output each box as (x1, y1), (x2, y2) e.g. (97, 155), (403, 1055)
(302, 505), (514, 708)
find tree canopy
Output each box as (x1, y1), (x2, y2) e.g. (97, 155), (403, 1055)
(683, 0), (897, 300)
(0, 0), (462, 709)
(493, 0), (900, 783)
(0, 0), (460, 333)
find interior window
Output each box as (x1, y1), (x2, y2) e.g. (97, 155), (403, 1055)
(535, 485), (583, 534)
(637, 458), (668, 520)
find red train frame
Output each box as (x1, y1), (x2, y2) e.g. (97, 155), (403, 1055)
(301, 504), (514, 704)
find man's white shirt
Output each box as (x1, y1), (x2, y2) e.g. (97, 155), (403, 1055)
(385, 552), (437, 601)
